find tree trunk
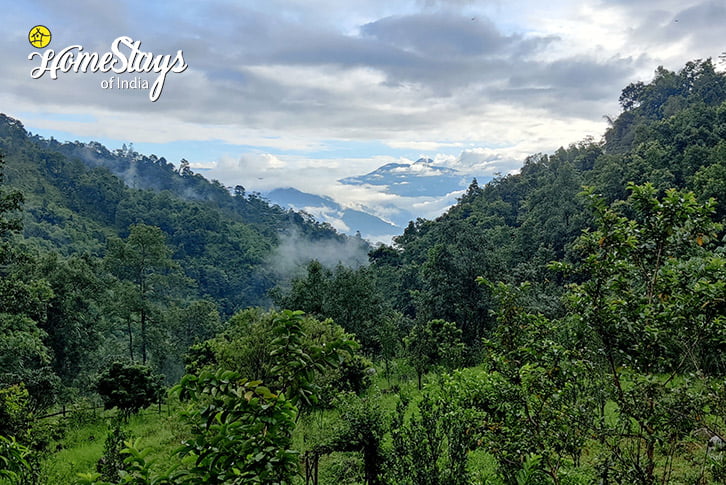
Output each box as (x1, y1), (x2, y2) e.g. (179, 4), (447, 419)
(141, 307), (147, 364)
(127, 316), (134, 362)
(363, 444), (381, 485)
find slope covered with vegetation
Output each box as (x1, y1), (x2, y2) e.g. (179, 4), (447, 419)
(0, 114), (365, 312)
(0, 115), (365, 400)
(363, 59), (726, 346)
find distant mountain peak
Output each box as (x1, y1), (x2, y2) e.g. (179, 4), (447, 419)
(265, 187), (401, 241)
(338, 158), (466, 197)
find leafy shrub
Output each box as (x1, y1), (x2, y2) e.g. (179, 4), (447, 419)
(96, 420), (130, 482)
(96, 363), (162, 419)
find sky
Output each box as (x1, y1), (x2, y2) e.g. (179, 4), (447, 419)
(4, 0), (725, 224)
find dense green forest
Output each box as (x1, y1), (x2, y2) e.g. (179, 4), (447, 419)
(1, 59), (725, 484)
(0, 113), (366, 406)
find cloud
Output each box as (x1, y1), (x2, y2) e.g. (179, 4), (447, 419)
(6, 0), (724, 233)
(9, 2), (641, 142)
(265, 229), (370, 281)
(572, 1), (724, 67)
(361, 13), (525, 58)
(635, 1), (726, 52)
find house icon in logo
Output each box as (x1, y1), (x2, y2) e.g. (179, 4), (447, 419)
(28, 25), (51, 48)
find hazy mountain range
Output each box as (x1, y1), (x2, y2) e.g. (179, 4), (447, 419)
(265, 158), (490, 242)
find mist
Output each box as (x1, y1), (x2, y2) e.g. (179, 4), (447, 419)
(265, 229), (370, 283)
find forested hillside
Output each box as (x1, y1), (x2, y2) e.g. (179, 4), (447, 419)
(364, 58), (726, 346)
(0, 114), (366, 312)
(0, 115), (367, 393)
(1, 59), (725, 484)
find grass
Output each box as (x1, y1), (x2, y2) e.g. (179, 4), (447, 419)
(40, 404), (187, 484)
(36, 363), (725, 484)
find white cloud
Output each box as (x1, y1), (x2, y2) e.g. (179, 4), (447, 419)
(5, 0), (722, 231)
(386, 140), (464, 151)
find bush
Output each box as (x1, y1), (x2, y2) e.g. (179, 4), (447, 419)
(95, 420), (130, 482)
(96, 363), (162, 419)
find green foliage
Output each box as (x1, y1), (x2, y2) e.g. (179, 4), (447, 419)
(387, 391), (473, 485)
(592, 373), (711, 484)
(321, 392), (388, 485)
(156, 300), (221, 383)
(167, 300), (220, 355)
(566, 183), (724, 374)
(173, 369), (299, 484)
(440, 357), (596, 485)
(377, 313), (409, 386)
(105, 223), (180, 365)
(0, 435), (31, 484)
(4, 60), (726, 485)
(269, 310), (358, 409)
(608, 60), (726, 153)
(96, 421), (130, 483)
(405, 319), (464, 390)
(553, 184), (725, 483)
(0, 113), (351, 321)
(0, 382), (63, 483)
(0, 156), (60, 413)
(367, 62), (726, 361)
(0, 309), (59, 413)
(32, 253), (109, 390)
(96, 363), (162, 419)
(515, 454), (548, 485)
(414, 228), (495, 343)
(76, 438), (178, 485)
(189, 308), (364, 410)
(0, 385), (33, 439)
(76, 310), (360, 485)
(185, 308), (284, 383)
(0, 154), (23, 241)
(317, 452), (363, 485)
(75, 376), (295, 485)
(106, 224), (175, 286)
(274, 261), (391, 352)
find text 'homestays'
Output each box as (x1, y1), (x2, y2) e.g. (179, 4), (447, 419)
(28, 36), (188, 102)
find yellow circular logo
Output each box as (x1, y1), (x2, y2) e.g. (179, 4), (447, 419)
(28, 25), (52, 48)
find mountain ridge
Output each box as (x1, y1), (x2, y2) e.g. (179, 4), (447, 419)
(339, 157), (487, 198)
(0, 113), (369, 314)
(266, 187), (401, 241)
